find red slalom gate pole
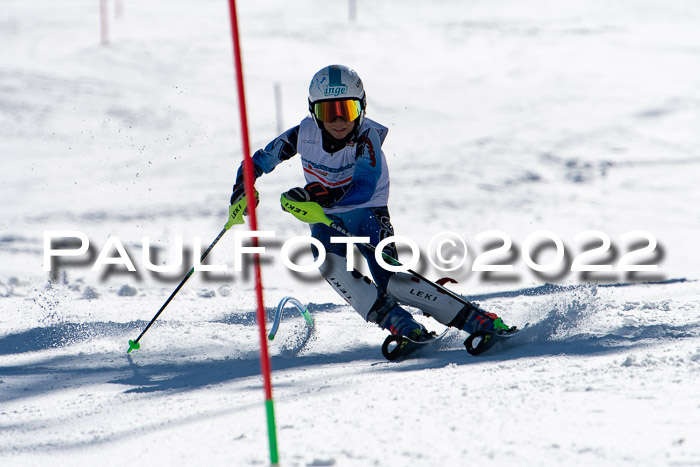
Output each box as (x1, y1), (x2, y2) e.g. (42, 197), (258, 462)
(227, 1), (279, 464)
(100, 0), (109, 45)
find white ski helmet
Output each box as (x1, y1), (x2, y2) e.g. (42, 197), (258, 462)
(308, 65), (366, 129)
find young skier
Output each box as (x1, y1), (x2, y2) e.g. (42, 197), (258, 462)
(231, 65), (510, 343)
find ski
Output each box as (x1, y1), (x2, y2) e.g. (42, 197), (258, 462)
(381, 329), (449, 361)
(463, 324), (529, 355)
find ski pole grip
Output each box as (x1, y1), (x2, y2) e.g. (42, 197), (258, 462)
(226, 190), (259, 230)
(280, 193), (331, 225)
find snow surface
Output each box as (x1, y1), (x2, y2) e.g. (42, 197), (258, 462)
(2, 0), (700, 466)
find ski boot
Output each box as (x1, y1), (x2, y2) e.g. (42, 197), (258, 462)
(472, 311), (514, 334)
(379, 306), (439, 360)
(457, 306), (518, 355)
(380, 305), (432, 342)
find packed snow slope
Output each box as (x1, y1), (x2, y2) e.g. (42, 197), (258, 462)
(1, 0), (699, 466)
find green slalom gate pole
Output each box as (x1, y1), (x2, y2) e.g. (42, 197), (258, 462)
(265, 399), (279, 464)
(228, 0), (279, 464)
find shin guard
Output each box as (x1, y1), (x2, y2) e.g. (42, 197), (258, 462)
(386, 273), (463, 326)
(319, 253), (396, 323)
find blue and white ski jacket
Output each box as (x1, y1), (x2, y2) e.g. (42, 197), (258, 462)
(236, 117), (390, 214)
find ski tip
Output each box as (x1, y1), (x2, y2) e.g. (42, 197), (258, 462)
(127, 339), (140, 353)
(381, 334), (409, 361)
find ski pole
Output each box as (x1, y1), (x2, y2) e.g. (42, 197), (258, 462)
(279, 193), (502, 324)
(126, 195), (254, 353)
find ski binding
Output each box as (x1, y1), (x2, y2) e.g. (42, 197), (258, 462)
(464, 323), (529, 355)
(381, 329), (448, 361)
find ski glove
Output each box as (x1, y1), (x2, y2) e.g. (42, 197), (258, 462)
(283, 182), (345, 207)
(230, 183), (260, 214)
(283, 186), (312, 203)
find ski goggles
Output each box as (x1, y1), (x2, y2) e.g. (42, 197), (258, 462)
(312, 99), (363, 123)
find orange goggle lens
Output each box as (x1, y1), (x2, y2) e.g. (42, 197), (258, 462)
(313, 99), (362, 123)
